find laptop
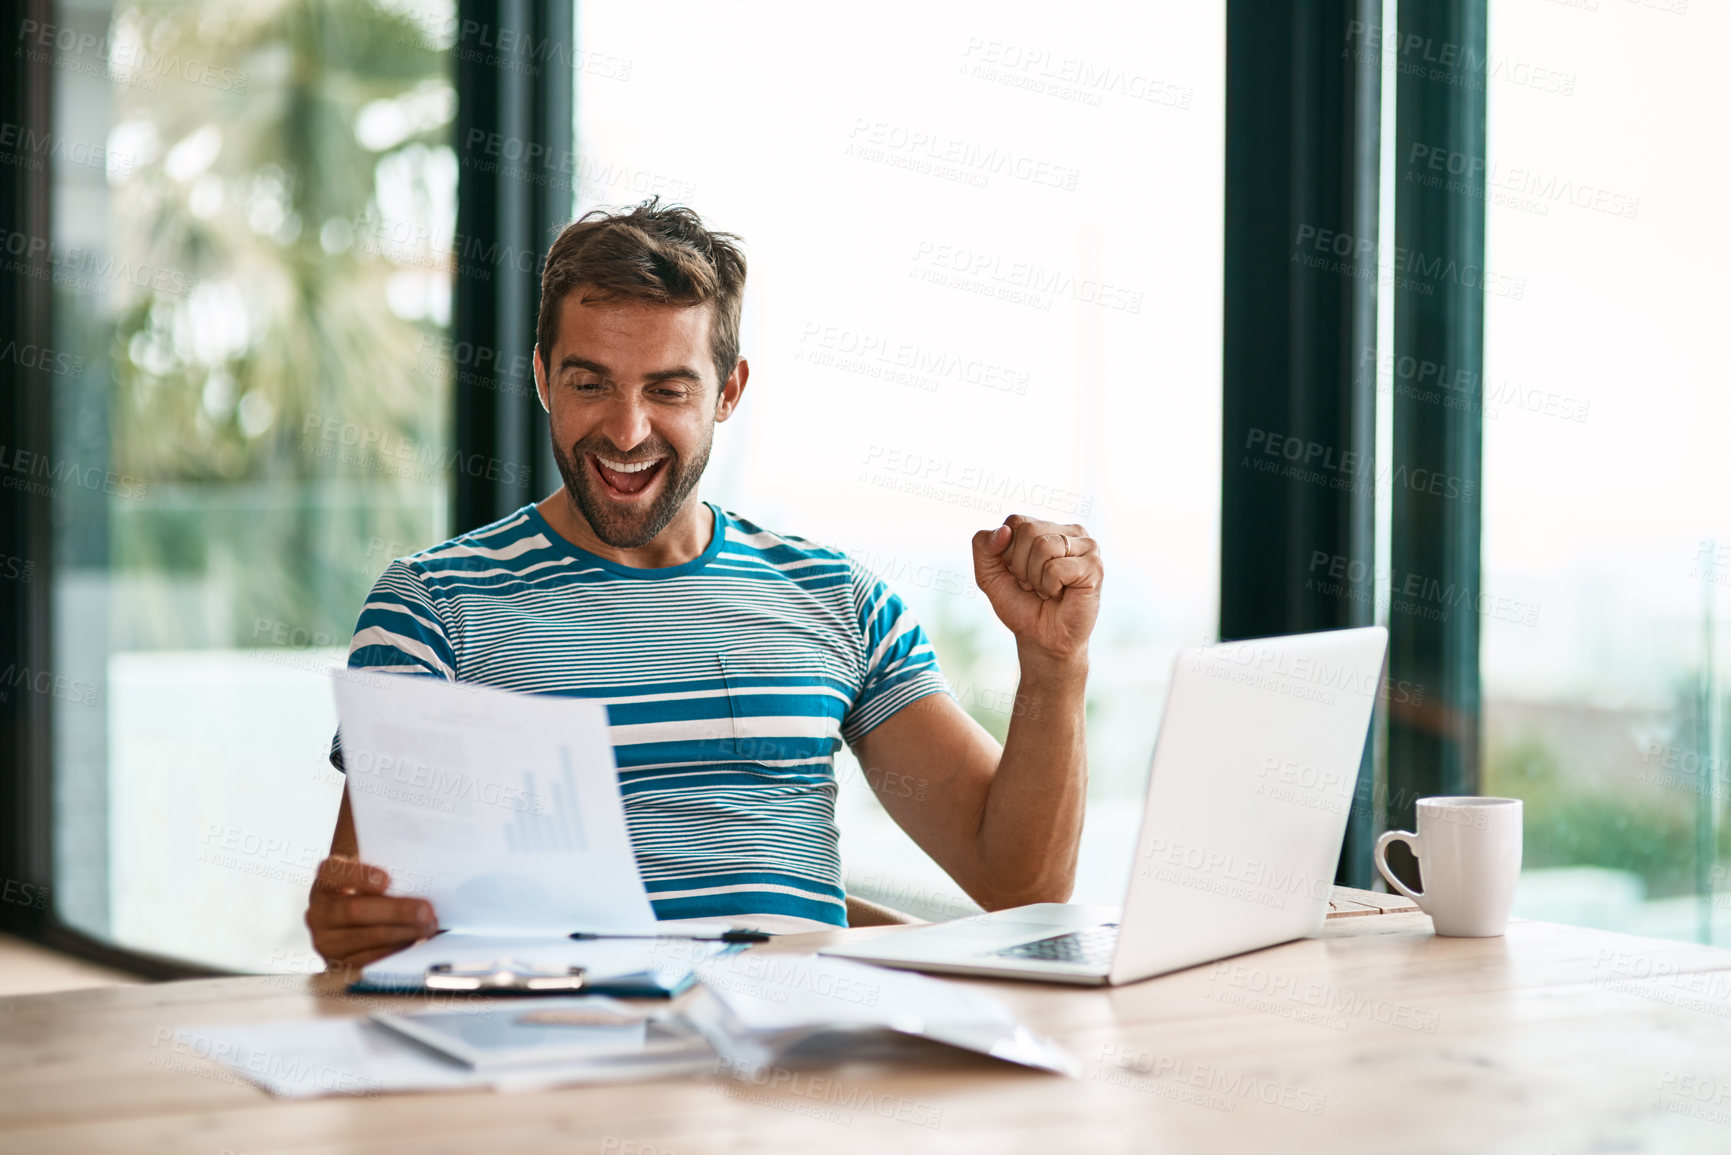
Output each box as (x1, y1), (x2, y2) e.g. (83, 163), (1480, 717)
(822, 626), (1389, 986)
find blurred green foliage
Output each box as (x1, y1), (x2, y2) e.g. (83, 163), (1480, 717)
(90, 0), (457, 646)
(1485, 730), (1703, 899)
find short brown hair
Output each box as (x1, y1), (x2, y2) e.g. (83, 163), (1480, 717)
(536, 198), (747, 389)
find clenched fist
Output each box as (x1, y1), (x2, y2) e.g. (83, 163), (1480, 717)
(971, 514), (1103, 665)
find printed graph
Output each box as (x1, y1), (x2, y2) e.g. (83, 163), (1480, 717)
(503, 749), (589, 853)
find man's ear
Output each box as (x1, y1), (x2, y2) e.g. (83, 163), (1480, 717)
(532, 345), (551, 414)
(715, 357), (749, 423)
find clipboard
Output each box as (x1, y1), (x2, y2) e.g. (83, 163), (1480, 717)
(346, 964), (701, 999)
(345, 934), (748, 998)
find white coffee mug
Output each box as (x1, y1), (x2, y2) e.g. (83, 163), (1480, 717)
(1374, 797), (1523, 937)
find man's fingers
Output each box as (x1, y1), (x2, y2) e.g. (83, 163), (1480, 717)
(970, 525), (1011, 572)
(971, 526), (1018, 595)
(1021, 533), (1075, 598)
(316, 924), (432, 967)
(1011, 530), (1085, 599)
(1002, 520), (1040, 583)
(313, 855), (391, 896)
(975, 517), (1099, 604)
(313, 894), (436, 931)
(1037, 555), (1102, 600)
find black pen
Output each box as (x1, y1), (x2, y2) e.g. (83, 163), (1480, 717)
(568, 929), (772, 944)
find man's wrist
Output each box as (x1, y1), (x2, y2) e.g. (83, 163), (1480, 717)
(1015, 643), (1089, 686)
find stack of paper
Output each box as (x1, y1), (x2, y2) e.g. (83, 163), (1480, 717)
(687, 952), (1078, 1077)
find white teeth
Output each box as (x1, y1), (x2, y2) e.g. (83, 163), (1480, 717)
(596, 456), (661, 474)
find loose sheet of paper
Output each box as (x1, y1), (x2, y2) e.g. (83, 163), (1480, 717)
(333, 672), (656, 934)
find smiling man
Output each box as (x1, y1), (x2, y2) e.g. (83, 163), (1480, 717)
(306, 199), (1104, 969)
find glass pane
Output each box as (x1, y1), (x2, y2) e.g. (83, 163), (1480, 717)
(1480, 2), (1729, 941)
(576, 2), (1224, 916)
(49, 0), (458, 969)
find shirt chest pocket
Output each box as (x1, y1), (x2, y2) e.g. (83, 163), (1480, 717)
(719, 647), (850, 765)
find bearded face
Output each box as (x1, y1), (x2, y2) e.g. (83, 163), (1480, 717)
(536, 296), (737, 554)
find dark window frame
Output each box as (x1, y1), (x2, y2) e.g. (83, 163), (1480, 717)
(1386, 0), (1486, 861)
(452, 0), (572, 530)
(1220, 0), (1385, 887)
(1220, 0), (1487, 886)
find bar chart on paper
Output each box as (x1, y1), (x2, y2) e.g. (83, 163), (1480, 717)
(503, 749), (590, 854)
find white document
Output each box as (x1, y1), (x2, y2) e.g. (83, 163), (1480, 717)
(332, 671), (656, 934)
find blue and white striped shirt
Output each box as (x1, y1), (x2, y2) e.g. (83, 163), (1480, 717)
(332, 503), (950, 927)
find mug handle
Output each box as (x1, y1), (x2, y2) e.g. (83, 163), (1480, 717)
(1373, 829), (1426, 907)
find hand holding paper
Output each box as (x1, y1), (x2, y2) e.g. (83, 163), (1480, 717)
(332, 672), (657, 936)
(306, 852), (438, 970)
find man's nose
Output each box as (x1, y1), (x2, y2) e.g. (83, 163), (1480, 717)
(596, 395), (653, 452)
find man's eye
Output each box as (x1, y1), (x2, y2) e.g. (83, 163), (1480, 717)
(571, 379), (604, 393)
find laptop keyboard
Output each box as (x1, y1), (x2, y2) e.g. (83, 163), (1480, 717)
(990, 923), (1119, 967)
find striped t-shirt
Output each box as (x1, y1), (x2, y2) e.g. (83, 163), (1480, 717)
(332, 502), (950, 927)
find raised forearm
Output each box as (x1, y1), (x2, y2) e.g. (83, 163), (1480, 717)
(972, 647), (1089, 908)
(855, 513), (1101, 912)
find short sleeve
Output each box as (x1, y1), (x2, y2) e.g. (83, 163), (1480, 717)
(328, 560), (456, 771)
(840, 561), (952, 745)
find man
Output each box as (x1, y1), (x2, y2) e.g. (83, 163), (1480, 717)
(307, 199), (1103, 969)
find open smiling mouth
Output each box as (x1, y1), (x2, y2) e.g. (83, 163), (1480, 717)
(589, 452), (668, 499)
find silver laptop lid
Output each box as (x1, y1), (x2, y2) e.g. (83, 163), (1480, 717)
(1108, 626), (1388, 985)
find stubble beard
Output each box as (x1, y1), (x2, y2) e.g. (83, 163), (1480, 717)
(550, 432), (712, 550)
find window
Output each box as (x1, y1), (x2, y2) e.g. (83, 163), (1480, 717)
(48, 0), (458, 969)
(1476, 0), (1729, 941)
(575, 2), (1225, 915)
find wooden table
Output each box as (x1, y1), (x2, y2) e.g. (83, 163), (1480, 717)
(5, 886), (1731, 1154)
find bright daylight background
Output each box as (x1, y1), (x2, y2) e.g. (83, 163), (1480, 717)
(1474, 0), (1731, 940)
(572, 1), (1224, 923)
(46, 0), (1728, 973)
